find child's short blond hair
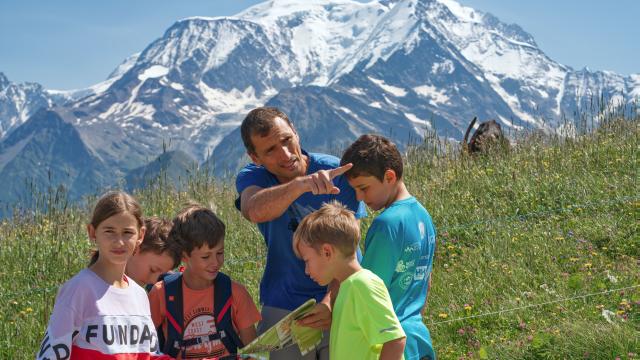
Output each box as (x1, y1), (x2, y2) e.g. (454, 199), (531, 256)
(293, 200), (360, 258)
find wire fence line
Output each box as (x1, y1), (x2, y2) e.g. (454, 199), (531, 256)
(2, 195), (637, 303)
(427, 284), (640, 326)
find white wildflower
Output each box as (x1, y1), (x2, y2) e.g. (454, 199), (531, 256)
(601, 309), (616, 324)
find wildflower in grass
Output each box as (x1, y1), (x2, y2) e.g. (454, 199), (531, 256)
(25, 307), (33, 313)
(540, 283), (556, 295)
(584, 262), (592, 268)
(438, 313), (448, 319)
(464, 304), (472, 312)
(601, 309), (616, 323)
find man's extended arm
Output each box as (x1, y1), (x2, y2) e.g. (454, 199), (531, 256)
(240, 181), (306, 223)
(240, 164), (353, 223)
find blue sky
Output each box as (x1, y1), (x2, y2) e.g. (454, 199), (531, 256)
(0, 0), (637, 90)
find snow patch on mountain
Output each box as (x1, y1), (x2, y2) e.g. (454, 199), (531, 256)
(369, 76), (407, 97)
(347, 87), (365, 96)
(413, 85), (450, 105)
(138, 65), (169, 81)
(405, 112), (432, 130)
(432, 60), (455, 74)
(198, 82), (274, 117)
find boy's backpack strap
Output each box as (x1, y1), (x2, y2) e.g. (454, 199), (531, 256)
(214, 272), (244, 354)
(162, 272), (184, 358)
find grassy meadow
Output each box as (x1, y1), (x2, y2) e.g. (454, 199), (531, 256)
(0, 113), (638, 359)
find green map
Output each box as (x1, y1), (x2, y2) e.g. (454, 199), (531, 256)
(239, 299), (323, 358)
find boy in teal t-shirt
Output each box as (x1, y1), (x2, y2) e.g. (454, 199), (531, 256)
(293, 201), (406, 360)
(341, 134), (437, 360)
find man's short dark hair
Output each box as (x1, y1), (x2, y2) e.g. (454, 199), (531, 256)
(340, 134), (403, 181)
(241, 107), (294, 154)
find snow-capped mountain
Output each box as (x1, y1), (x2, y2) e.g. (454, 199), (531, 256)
(0, 72), (55, 139)
(0, 53), (142, 142)
(1, 0), (638, 209)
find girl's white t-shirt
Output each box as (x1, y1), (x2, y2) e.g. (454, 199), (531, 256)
(37, 268), (168, 360)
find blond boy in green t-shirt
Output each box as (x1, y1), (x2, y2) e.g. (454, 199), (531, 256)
(293, 201), (406, 360)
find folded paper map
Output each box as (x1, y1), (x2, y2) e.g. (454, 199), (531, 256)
(239, 299), (322, 358)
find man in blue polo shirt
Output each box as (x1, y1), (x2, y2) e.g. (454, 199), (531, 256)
(235, 107), (366, 360)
